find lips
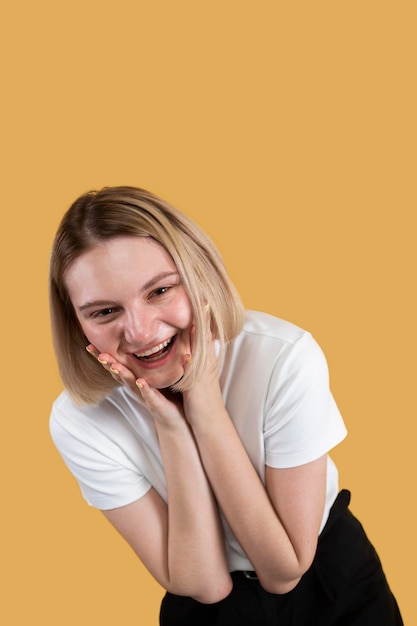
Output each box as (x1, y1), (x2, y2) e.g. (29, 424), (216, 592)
(132, 335), (176, 361)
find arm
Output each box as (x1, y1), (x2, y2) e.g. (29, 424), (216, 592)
(183, 340), (327, 595)
(92, 349), (232, 604)
(103, 419), (232, 604)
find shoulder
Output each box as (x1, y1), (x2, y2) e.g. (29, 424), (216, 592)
(241, 310), (309, 344)
(49, 387), (155, 509)
(222, 310), (329, 398)
(230, 310), (322, 368)
(50, 386), (127, 428)
(49, 386), (147, 453)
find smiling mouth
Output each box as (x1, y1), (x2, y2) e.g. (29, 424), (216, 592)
(132, 335), (177, 362)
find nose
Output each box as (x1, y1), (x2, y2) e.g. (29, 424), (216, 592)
(122, 306), (157, 345)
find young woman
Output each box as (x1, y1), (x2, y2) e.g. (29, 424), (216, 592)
(49, 186), (403, 625)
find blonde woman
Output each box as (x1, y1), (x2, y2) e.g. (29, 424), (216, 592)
(49, 186), (402, 625)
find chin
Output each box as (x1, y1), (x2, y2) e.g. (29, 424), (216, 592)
(149, 369), (185, 391)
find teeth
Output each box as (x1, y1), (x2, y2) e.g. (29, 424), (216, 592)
(134, 338), (172, 358)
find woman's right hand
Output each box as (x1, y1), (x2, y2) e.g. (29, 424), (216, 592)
(86, 343), (188, 426)
(86, 344), (232, 602)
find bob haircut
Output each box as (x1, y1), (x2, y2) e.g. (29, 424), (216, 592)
(49, 186), (245, 405)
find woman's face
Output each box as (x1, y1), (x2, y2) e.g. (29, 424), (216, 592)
(65, 236), (193, 390)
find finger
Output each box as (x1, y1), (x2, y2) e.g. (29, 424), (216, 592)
(136, 379), (184, 422)
(183, 352), (193, 371)
(135, 379), (161, 414)
(86, 346), (120, 371)
(86, 344), (100, 358)
(94, 351), (116, 369)
(87, 348), (136, 387)
(86, 345), (116, 370)
(106, 359), (137, 386)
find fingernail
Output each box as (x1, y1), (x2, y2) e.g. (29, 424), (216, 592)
(136, 381), (143, 389)
(186, 354), (193, 364)
(203, 303), (210, 312)
(98, 357), (108, 364)
(110, 367), (119, 374)
(86, 346), (95, 354)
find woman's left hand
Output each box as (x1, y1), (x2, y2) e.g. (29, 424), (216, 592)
(182, 325), (226, 432)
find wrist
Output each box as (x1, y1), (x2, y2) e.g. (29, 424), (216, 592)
(187, 405), (230, 437)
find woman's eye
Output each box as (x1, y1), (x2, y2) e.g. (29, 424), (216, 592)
(152, 286), (169, 297)
(93, 308), (116, 318)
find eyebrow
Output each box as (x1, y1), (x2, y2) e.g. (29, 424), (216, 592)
(77, 271), (180, 312)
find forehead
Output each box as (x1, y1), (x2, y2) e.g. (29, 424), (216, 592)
(65, 236), (177, 301)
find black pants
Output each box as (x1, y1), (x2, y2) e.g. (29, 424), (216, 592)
(159, 491), (403, 625)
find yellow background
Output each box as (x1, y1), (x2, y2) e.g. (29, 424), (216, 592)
(1, 2), (415, 624)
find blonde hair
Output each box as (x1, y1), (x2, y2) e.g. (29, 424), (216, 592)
(49, 186), (245, 404)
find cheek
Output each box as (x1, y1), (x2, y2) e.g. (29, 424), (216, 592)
(174, 297), (194, 328)
(78, 321), (112, 351)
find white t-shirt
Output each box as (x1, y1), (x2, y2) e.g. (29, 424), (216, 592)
(50, 310), (347, 571)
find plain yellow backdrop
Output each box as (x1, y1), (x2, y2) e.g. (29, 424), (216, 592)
(1, 1), (415, 624)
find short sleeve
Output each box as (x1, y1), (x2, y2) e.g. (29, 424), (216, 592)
(50, 399), (152, 510)
(264, 333), (347, 468)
